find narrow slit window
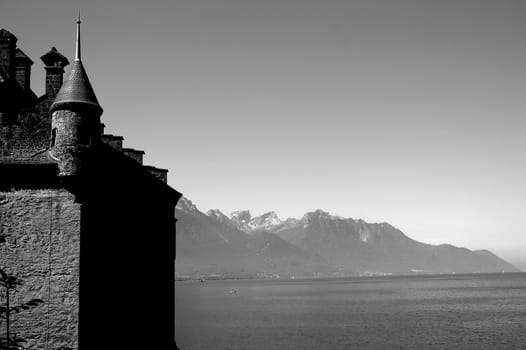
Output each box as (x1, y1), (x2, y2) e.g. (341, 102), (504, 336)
(50, 128), (57, 146)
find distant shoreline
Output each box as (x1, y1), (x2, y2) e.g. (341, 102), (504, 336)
(175, 271), (526, 283)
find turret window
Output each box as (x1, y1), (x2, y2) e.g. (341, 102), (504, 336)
(50, 128), (56, 147)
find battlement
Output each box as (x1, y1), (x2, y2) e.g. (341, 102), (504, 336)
(122, 148), (145, 164)
(101, 134), (124, 150)
(143, 165), (168, 183)
(1, 28), (171, 185)
(101, 134), (168, 182)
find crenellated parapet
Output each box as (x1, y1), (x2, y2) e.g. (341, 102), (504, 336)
(101, 134), (123, 150)
(122, 147), (145, 164)
(143, 165), (168, 183)
(0, 24), (171, 184)
(101, 133), (169, 182)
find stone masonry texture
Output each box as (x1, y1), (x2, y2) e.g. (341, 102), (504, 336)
(0, 189), (81, 350)
(0, 112), (52, 157)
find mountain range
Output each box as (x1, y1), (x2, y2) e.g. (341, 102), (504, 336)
(175, 197), (520, 278)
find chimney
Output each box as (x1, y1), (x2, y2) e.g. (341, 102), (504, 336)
(14, 48), (33, 91)
(40, 47), (69, 102)
(0, 29), (17, 78)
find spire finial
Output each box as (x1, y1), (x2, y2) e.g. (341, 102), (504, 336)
(75, 9), (81, 61)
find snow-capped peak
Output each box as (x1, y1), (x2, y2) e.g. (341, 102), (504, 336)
(248, 211), (283, 230)
(207, 209), (231, 222)
(230, 210), (252, 223)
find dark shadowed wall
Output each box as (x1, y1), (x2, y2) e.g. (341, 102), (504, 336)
(76, 145), (178, 349)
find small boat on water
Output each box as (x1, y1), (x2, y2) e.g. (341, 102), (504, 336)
(228, 289), (237, 294)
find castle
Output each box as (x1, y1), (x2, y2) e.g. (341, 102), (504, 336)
(0, 17), (181, 349)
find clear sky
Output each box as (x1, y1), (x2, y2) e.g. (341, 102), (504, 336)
(2, 0), (525, 268)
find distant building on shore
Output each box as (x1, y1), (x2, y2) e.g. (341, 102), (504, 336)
(0, 17), (181, 349)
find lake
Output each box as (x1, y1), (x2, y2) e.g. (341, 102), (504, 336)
(175, 273), (526, 349)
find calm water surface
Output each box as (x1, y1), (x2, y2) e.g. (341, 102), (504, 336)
(175, 273), (526, 349)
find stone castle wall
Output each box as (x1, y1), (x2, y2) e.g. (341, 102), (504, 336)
(0, 110), (52, 158)
(0, 28), (178, 349)
(0, 189), (80, 350)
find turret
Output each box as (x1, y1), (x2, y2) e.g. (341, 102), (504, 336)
(49, 13), (103, 176)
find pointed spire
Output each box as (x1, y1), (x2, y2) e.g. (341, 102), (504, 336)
(50, 13), (102, 116)
(75, 9), (81, 61)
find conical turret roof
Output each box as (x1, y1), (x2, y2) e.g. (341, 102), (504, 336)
(50, 59), (102, 114)
(50, 12), (102, 115)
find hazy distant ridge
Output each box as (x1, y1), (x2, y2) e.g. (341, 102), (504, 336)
(175, 197), (520, 278)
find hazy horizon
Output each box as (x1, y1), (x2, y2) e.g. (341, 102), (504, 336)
(2, 0), (525, 269)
